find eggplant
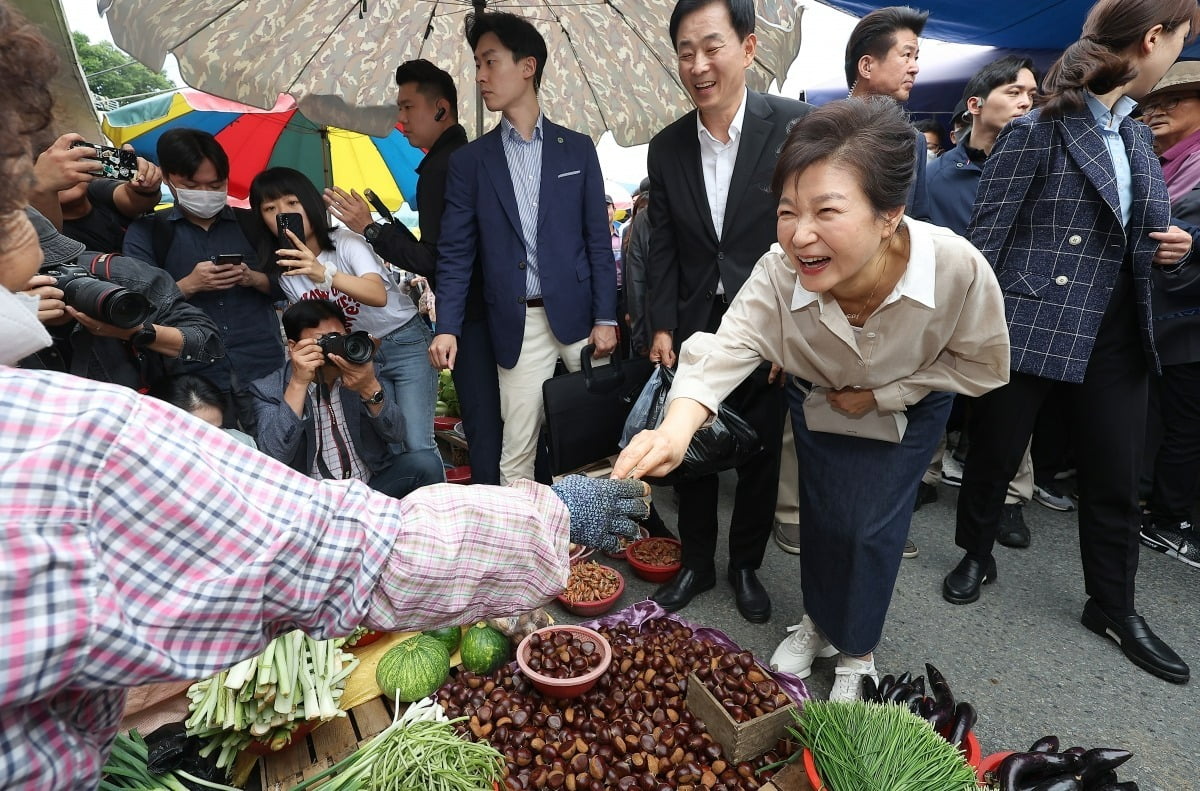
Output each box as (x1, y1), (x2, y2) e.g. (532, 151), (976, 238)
(926, 662), (955, 707)
(1092, 783), (1138, 791)
(997, 752), (1080, 791)
(917, 696), (937, 718)
(947, 701), (978, 748)
(896, 671), (912, 686)
(1076, 748), (1133, 786)
(925, 701), (955, 739)
(901, 689), (924, 714)
(885, 681), (913, 703)
(911, 675), (925, 696)
(877, 673), (896, 697)
(1025, 778), (1082, 791)
(1063, 747), (1086, 757)
(860, 674), (878, 701)
(1029, 736), (1061, 754)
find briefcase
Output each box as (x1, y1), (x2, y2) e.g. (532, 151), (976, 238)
(542, 345), (655, 476)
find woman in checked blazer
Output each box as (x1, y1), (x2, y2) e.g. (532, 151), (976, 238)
(944, 0), (1199, 685)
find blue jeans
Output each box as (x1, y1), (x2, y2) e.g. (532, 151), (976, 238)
(368, 450), (446, 499)
(375, 315), (438, 456)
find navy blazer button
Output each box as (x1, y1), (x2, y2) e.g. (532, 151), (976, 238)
(1055, 275), (1069, 286)
(1068, 234), (1083, 245)
(518, 261), (526, 269)
(717, 252), (725, 260)
(706, 291), (714, 299)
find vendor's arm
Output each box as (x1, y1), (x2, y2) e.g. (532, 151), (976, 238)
(871, 254), (1011, 413)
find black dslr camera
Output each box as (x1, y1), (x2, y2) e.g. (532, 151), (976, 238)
(41, 257), (153, 329)
(315, 331), (375, 364)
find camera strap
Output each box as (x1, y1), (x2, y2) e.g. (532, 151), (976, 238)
(86, 253), (116, 279)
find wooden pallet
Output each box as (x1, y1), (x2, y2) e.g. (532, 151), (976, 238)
(258, 697), (394, 790)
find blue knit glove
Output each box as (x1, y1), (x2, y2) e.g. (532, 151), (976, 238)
(551, 475), (651, 553)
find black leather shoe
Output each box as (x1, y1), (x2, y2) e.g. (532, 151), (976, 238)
(942, 554), (997, 604)
(996, 504), (1030, 548)
(727, 567), (771, 623)
(651, 566), (716, 612)
(913, 482), (938, 512)
(1081, 599), (1190, 684)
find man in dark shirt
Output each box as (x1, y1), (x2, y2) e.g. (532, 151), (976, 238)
(124, 128), (284, 433)
(325, 59), (503, 484)
(30, 132), (162, 251)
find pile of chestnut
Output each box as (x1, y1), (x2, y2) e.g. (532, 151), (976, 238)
(435, 617), (793, 790)
(524, 630), (604, 680)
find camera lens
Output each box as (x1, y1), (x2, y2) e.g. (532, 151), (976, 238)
(341, 332), (375, 364)
(62, 276), (153, 329)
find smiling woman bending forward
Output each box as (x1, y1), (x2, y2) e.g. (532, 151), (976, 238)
(613, 97), (1010, 700)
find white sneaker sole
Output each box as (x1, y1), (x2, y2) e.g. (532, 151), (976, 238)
(770, 644), (838, 678)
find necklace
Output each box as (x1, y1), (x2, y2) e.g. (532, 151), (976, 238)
(843, 236), (892, 322)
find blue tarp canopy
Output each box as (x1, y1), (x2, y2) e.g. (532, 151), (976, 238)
(816, 1), (1200, 56)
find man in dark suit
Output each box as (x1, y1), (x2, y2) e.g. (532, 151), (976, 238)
(645, 0), (811, 623)
(432, 12), (617, 485)
(323, 60), (502, 485)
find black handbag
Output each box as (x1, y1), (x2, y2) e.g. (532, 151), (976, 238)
(542, 346), (655, 476)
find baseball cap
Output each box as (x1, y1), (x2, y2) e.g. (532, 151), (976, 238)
(26, 207), (85, 266)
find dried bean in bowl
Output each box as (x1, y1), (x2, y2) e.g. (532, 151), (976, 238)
(629, 538), (682, 567)
(524, 629), (604, 679)
(564, 561), (621, 603)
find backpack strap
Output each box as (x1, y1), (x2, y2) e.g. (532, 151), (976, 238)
(150, 208), (175, 265)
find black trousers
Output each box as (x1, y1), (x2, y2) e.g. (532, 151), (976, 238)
(452, 317), (502, 485)
(956, 272), (1147, 615)
(1147, 360), (1200, 523)
(674, 299), (786, 572)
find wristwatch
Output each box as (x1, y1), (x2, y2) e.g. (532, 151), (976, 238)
(361, 389), (385, 406)
(130, 321), (157, 349)
(363, 222), (383, 243)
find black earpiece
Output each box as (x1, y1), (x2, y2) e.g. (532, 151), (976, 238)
(434, 107), (447, 122)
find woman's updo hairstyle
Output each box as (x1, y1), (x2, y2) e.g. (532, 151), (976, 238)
(771, 96), (915, 218)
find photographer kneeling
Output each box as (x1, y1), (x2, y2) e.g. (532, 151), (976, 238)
(252, 299), (444, 498)
(18, 207), (222, 391)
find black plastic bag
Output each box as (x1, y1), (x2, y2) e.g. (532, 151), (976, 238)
(145, 723), (226, 789)
(620, 365), (762, 485)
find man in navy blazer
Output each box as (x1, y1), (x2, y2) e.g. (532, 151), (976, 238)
(432, 11), (617, 485)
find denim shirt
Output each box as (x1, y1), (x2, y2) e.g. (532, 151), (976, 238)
(124, 207), (284, 391)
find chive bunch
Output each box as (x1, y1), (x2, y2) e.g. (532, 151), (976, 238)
(799, 700), (978, 791)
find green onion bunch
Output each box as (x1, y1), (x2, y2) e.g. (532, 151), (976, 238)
(799, 700), (979, 791)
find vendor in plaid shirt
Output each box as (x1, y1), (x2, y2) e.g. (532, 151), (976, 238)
(0, 9), (648, 787)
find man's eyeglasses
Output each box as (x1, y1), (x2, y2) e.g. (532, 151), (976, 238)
(1139, 93), (1200, 115)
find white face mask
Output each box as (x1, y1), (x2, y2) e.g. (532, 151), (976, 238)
(173, 185), (228, 219)
(926, 149), (939, 163)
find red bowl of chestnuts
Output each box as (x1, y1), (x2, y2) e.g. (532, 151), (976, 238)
(626, 537), (683, 583)
(516, 625), (613, 699)
(555, 561), (624, 617)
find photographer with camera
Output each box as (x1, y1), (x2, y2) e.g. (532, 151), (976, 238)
(251, 299), (444, 499)
(18, 207), (222, 391)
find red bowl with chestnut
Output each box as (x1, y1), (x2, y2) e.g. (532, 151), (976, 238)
(555, 561), (624, 616)
(516, 625), (612, 699)
(626, 537), (683, 583)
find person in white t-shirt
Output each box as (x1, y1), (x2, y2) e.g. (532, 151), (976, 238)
(249, 167), (442, 480)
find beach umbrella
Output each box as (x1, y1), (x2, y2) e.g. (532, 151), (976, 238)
(101, 88), (424, 211)
(101, 1), (804, 145)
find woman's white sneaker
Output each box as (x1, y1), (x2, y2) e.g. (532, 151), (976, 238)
(829, 655), (878, 702)
(769, 615), (837, 678)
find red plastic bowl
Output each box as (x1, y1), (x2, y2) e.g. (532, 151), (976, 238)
(626, 537), (683, 583)
(348, 629), (384, 649)
(445, 465), (472, 484)
(433, 416), (459, 432)
(804, 731), (982, 789)
(977, 750), (1014, 785)
(568, 544), (595, 565)
(603, 526), (650, 559)
(516, 625), (613, 699)
(555, 565), (625, 616)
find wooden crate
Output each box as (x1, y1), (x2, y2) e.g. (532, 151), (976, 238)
(258, 697), (394, 790)
(760, 760), (813, 791)
(685, 672), (798, 765)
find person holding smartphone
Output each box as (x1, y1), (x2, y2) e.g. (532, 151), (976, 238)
(251, 166), (444, 484)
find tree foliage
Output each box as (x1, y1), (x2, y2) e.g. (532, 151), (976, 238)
(73, 31), (174, 105)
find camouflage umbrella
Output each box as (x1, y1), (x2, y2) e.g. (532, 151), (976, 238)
(100, 0), (803, 146)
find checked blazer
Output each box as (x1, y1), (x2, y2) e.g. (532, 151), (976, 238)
(967, 105), (1168, 383)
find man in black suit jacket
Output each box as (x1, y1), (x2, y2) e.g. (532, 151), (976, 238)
(645, 0), (811, 623)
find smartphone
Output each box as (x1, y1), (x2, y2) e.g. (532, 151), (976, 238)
(363, 188), (396, 223)
(70, 141), (139, 181)
(276, 213), (307, 249)
(213, 253), (243, 268)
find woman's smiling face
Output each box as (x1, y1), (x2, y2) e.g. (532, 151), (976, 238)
(776, 160), (901, 298)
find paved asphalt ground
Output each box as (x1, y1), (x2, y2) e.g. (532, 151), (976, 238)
(559, 474), (1200, 790)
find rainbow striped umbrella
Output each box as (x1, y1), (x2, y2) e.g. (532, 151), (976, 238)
(101, 89), (423, 210)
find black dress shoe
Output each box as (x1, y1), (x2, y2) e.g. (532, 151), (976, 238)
(651, 566), (716, 612)
(727, 567), (771, 623)
(1081, 599), (1190, 684)
(997, 504), (1030, 548)
(941, 554), (997, 604)
(913, 482), (938, 512)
